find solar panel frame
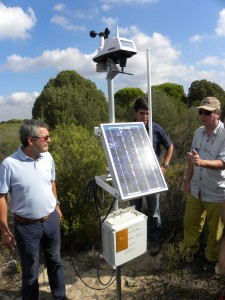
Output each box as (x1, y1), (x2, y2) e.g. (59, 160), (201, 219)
(99, 122), (168, 201)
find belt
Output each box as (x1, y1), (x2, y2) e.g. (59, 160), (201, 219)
(14, 214), (51, 224)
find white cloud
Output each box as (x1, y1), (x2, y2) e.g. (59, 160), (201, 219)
(215, 9), (225, 36)
(102, 17), (118, 28)
(0, 3), (36, 40)
(0, 26), (225, 117)
(189, 34), (207, 43)
(0, 92), (39, 121)
(197, 56), (225, 68)
(51, 15), (86, 31)
(189, 9), (225, 43)
(53, 3), (66, 12)
(98, 29), (225, 93)
(1, 48), (96, 76)
(101, 0), (158, 12)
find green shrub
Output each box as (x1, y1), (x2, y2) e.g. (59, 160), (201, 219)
(50, 124), (108, 251)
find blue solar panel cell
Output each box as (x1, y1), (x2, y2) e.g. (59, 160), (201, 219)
(100, 122), (168, 201)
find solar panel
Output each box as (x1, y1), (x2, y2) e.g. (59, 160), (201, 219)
(99, 122), (168, 201)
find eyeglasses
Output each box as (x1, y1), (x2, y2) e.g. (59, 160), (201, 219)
(31, 135), (50, 142)
(198, 110), (212, 116)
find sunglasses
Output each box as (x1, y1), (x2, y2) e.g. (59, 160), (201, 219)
(31, 135), (50, 142)
(198, 110), (212, 116)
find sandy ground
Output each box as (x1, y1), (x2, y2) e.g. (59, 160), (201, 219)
(0, 249), (164, 300)
(41, 250), (164, 300)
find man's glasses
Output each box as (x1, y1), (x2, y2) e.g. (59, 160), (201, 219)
(31, 135), (50, 142)
(198, 110), (212, 116)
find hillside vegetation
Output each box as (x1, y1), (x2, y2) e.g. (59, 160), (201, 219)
(1, 73), (225, 299)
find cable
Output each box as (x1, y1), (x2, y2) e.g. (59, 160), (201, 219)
(68, 177), (117, 290)
(69, 251), (116, 291)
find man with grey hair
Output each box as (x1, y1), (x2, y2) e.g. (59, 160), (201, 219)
(0, 119), (67, 299)
(184, 97), (225, 272)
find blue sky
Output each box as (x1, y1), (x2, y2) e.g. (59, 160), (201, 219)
(0, 0), (224, 121)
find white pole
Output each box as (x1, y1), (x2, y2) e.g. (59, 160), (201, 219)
(146, 49), (152, 142)
(107, 78), (115, 124)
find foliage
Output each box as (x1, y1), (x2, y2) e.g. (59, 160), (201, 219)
(50, 124), (107, 251)
(115, 87), (145, 121)
(32, 70), (108, 132)
(151, 89), (199, 160)
(163, 241), (192, 272)
(152, 82), (185, 102)
(125, 89), (199, 161)
(160, 163), (187, 243)
(0, 123), (21, 162)
(0, 119), (23, 125)
(187, 79), (225, 109)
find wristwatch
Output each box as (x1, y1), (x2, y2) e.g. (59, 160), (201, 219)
(162, 163), (169, 169)
(56, 200), (60, 206)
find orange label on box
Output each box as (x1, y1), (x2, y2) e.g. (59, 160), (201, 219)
(116, 228), (128, 253)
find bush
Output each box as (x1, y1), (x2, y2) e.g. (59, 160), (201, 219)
(50, 124), (108, 251)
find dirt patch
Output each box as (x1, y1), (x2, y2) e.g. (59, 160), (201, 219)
(0, 246), (225, 300)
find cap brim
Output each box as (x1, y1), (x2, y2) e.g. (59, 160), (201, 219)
(196, 105), (218, 111)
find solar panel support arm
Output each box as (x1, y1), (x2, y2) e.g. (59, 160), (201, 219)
(95, 175), (120, 199)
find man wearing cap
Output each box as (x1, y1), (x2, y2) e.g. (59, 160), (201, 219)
(184, 96), (225, 272)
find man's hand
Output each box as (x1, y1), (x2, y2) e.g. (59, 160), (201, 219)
(1, 230), (16, 251)
(187, 149), (201, 167)
(56, 205), (63, 223)
(161, 166), (167, 174)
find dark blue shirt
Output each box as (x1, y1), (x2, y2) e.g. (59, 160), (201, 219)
(149, 122), (172, 161)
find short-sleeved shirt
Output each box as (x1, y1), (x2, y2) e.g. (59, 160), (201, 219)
(151, 122), (172, 161)
(190, 120), (225, 202)
(0, 147), (57, 218)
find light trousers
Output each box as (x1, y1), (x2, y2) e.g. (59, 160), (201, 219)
(184, 193), (224, 262)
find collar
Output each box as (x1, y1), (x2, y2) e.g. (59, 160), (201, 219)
(17, 147), (44, 161)
(203, 120), (224, 137)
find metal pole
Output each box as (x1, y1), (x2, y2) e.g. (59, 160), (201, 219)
(107, 76), (121, 300)
(146, 49), (152, 142)
(116, 265), (122, 300)
(107, 78), (115, 123)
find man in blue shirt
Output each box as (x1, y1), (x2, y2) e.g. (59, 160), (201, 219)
(130, 97), (173, 255)
(0, 119), (67, 300)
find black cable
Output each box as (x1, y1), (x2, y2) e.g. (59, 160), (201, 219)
(68, 177), (117, 290)
(69, 251), (116, 291)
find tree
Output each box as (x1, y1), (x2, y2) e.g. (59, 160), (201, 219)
(32, 70), (108, 131)
(187, 79), (225, 108)
(115, 87), (145, 121)
(50, 124), (107, 250)
(152, 83), (185, 102)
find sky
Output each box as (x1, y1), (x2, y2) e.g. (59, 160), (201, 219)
(0, 0), (225, 122)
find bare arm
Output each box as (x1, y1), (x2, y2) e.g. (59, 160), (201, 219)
(0, 194), (16, 251)
(187, 149), (225, 170)
(51, 181), (63, 222)
(161, 144), (174, 174)
(184, 161), (194, 195)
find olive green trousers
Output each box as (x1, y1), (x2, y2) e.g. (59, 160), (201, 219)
(184, 193), (224, 262)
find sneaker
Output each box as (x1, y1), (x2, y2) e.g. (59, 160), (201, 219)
(203, 258), (217, 273)
(149, 241), (160, 256)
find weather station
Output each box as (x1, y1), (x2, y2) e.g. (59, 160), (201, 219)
(90, 27), (168, 300)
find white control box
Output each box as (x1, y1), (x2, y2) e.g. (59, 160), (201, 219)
(101, 207), (147, 268)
